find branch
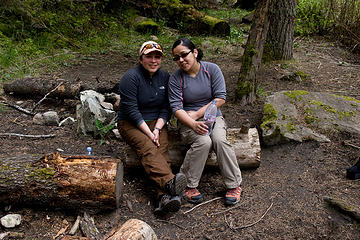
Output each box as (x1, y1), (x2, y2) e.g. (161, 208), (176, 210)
(1, 101), (35, 116)
(183, 197), (223, 214)
(232, 202), (274, 230)
(210, 197), (254, 216)
(0, 133), (56, 138)
(32, 81), (64, 112)
(343, 140), (360, 150)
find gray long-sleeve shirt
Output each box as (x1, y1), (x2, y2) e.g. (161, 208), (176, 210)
(116, 65), (170, 126)
(168, 61), (226, 116)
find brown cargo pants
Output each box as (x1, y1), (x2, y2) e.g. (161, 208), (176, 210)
(117, 120), (174, 196)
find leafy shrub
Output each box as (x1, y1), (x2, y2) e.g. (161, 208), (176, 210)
(295, 0), (333, 36)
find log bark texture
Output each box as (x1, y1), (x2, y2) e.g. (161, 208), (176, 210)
(0, 153), (123, 210)
(3, 77), (84, 99)
(236, 0), (271, 105)
(123, 128), (261, 169)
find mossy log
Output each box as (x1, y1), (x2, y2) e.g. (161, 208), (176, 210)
(324, 196), (360, 222)
(0, 153), (123, 210)
(150, 0), (230, 36)
(123, 128), (261, 169)
(3, 77), (84, 99)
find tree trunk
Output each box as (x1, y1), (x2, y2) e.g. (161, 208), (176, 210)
(123, 128), (261, 169)
(0, 153), (123, 210)
(265, 0), (297, 61)
(236, 0), (272, 105)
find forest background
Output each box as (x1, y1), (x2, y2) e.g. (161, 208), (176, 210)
(1, 0), (360, 92)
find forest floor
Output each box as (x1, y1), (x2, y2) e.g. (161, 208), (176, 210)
(1, 36), (360, 239)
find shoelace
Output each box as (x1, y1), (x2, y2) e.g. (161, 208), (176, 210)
(227, 187), (241, 196)
(185, 188), (199, 197)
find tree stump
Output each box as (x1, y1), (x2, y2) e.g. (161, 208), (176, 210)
(0, 153), (123, 210)
(123, 127), (261, 169)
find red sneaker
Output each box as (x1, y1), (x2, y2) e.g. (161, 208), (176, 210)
(184, 188), (204, 204)
(225, 186), (242, 205)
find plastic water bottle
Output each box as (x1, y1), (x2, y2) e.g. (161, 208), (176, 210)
(86, 146), (92, 155)
(203, 100), (217, 135)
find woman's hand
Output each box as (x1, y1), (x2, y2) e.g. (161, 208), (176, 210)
(191, 121), (209, 135)
(152, 129), (160, 147)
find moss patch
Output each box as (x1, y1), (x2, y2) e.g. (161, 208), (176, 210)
(308, 100), (337, 113)
(260, 103), (278, 129)
(284, 90), (309, 101)
(304, 107), (319, 124)
(334, 94), (360, 104)
(285, 122), (296, 132)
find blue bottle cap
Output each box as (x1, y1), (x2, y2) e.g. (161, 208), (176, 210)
(86, 147), (92, 152)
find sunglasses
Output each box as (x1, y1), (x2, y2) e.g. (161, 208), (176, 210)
(173, 50), (192, 61)
(141, 43), (162, 53)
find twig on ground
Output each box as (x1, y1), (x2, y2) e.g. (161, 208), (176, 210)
(0, 133), (56, 138)
(12, 117), (25, 127)
(32, 81), (64, 112)
(1, 101), (35, 116)
(184, 197), (222, 214)
(210, 197), (254, 216)
(157, 219), (186, 230)
(233, 202), (274, 230)
(69, 215), (81, 235)
(343, 140), (360, 150)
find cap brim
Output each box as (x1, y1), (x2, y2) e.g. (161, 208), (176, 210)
(142, 49), (163, 55)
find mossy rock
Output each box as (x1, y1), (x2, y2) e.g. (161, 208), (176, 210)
(261, 91), (360, 146)
(134, 17), (160, 34)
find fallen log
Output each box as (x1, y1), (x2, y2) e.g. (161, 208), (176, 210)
(324, 196), (360, 222)
(0, 153), (123, 210)
(123, 127), (261, 169)
(3, 77), (84, 99)
(129, 0), (230, 36)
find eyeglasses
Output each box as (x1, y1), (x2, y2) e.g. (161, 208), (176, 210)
(141, 43), (162, 53)
(173, 50), (192, 61)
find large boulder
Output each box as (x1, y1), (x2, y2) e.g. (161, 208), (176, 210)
(261, 91), (360, 145)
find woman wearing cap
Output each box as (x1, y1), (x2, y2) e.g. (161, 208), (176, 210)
(116, 41), (187, 214)
(168, 38), (243, 206)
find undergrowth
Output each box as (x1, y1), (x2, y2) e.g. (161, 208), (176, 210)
(296, 0), (360, 51)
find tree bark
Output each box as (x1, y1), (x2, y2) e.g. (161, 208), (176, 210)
(236, 0), (272, 105)
(0, 153), (123, 210)
(123, 128), (261, 169)
(265, 0), (297, 61)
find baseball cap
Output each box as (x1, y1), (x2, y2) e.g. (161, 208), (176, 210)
(139, 41), (163, 56)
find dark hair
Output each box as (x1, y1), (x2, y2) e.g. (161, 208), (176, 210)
(172, 37), (204, 61)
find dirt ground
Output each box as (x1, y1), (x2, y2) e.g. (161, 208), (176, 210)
(1, 36), (360, 239)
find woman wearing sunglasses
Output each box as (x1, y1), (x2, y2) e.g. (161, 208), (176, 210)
(116, 41), (187, 214)
(168, 38), (242, 206)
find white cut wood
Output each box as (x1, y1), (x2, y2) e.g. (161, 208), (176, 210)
(123, 128), (261, 169)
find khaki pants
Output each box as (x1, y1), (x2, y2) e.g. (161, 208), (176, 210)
(179, 116), (242, 189)
(118, 120), (174, 195)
